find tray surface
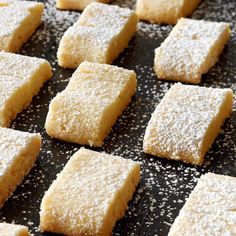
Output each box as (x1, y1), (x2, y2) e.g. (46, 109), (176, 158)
(0, 0), (236, 235)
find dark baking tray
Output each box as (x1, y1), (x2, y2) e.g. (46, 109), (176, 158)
(0, 0), (235, 235)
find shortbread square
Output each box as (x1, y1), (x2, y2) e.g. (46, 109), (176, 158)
(154, 18), (230, 84)
(136, 0), (202, 24)
(56, 0), (111, 11)
(40, 147), (140, 235)
(143, 83), (233, 165)
(0, 127), (41, 208)
(45, 61), (137, 146)
(57, 2), (138, 68)
(0, 51), (52, 127)
(0, 223), (31, 236)
(168, 173), (236, 236)
(0, 0), (44, 52)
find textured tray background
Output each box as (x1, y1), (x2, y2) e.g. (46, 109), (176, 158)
(0, 0), (236, 235)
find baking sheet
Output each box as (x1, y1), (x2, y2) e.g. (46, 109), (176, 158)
(0, 0), (236, 235)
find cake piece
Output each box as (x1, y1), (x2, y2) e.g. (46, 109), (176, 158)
(45, 61), (137, 146)
(154, 18), (230, 84)
(143, 83), (233, 165)
(40, 147), (140, 235)
(0, 51), (52, 127)
(0, 127), (41, 208)
(0, 223), (31, 236)
(168, 173), (236, 236)
(56, 0), (111, 11)
(136, 0), (202, 24)
(57, 2), (138, 68)
(0, 0), (44, 52)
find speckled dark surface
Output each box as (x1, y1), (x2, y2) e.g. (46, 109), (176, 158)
(0, 0), (235, 235)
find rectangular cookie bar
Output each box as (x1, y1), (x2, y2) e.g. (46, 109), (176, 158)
(57, 2), (138, 68)
(154, 18), (230, 84)
(0, 0), (44, 52)
(0, 223), (31, 236)
(168, 173), (236, 236)
(45, 61), (137, 146)
(56, 0), (111, 11)
(0, 127), (41, 208)
(40, 147), (140, 235)
(136, 0), (202, 24)
(143, 83), (233, 165)
(0, 51), (52, 127)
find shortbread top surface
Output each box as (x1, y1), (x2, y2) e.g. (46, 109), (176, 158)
(67, 61), (135, 104)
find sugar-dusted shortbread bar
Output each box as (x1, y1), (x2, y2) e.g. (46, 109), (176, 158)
(0, 127), (41, 208)
(57, 2), (138, 68)
(136, 0), (202, 24)
(143, 83), (233, 165)
(40, 148), (140, 235)
(154, 18), (230, 84)
(0, 0), (44, 52)
(0, 52), (52, 127)
(0, 223), (31, 236)
(56, 0), (111, 11)
(45, 61), (137, 146)
(168, 173), (236, 236)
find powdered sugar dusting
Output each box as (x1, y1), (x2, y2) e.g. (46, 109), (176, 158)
(57, 2), (138, 68)
(0, 127), (40, 178)
(144, 83), (233, 165)
(0, 1), (42, 37)
(40, 148), (140, 235)
(65, 2), (135, 46)
(45, 61), (136, 146)
(155, 18), (230, 83)
(168, 173), (236, 236)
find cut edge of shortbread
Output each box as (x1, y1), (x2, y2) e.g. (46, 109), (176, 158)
(100, 157), (140, 235)
(196, 23), (230, 82)
(91, 150), (140, 235)
(92, 68), (137, 146)
(39, 147), (140, 235)
(104, 12), (138, 65)
(0, 128), (42, 208)
(0, 222), (31, 236)
(197, 89), (233, 164)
